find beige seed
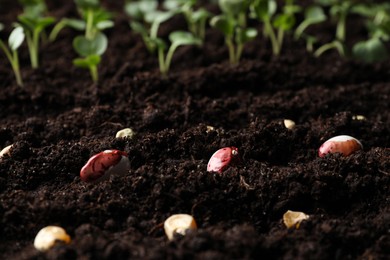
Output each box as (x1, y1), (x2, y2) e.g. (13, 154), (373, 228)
(352, 115), (366, 121)
(0, 144), (13, 160)
(34, 226), (71, 252)
(206, 125), (215, 133)
(116, 128), (135, 139)
(164, 214), (197, 240)
(283, 119), (296, 129)
(283, 210), (309, 229)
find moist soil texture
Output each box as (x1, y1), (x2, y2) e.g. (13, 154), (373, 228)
(0, 0), (389, 259)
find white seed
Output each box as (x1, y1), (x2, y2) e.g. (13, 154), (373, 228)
(115, 128), (135, 139)
(283, 119), (296, 129)
(283, 210), (309, 229)
(164, 214), (197, 240)
(0, 144), (13, 160)
(352, 115), (366, 121)
(34, 226), (71, 252)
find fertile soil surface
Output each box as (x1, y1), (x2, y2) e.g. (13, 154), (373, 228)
(0, 0), (389, 259)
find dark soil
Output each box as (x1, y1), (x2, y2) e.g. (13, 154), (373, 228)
(0, 0), (389, 259)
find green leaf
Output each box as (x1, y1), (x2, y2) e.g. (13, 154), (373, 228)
(73, 54), (101, 68)
(304, 6), (326, 23)
(169, 31), (201, 46)
(210, 15), (234, 36)
(353, 38), (388, 63)
(35, 16), (55, 30)
(0, 23), (4, 31)
(73, 32), (107, 56)
(96, 20), (114, 30)
(125, 0), (158, 20)
(219, 0), (247, 16)
(8, 26), (25, 50)
(191, 8), (211, 22)
(251, 0), (277, 20)
(273, 13), (295, 31)
(64, 18), (86, 30)
(144, 10), (174, 25)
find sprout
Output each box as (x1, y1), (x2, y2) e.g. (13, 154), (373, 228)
(34, 226), (71, 252)
(17, 0), (55, 68)
(154, 31), (201, 76)
(49, 0), (113, 82)
(0, 26), (25, 87)
(211, 0), (257, 64)
(164, 214), (197, 240)
(250, 0), (300, 56)
(294, 5), (326, 52)
(125, 0), (175, 54)
(163, 0), (211, 44)
(283, 210), (309, 229)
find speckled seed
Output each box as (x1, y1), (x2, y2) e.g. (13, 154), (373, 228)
(0, 144), (13, 159)
(164, 214), (197, 240)
(283, 210), (309, 229)
(116, 128), (135, 139)
(207, 147), (239, 173)
(319, 135), (363, 157)
(34, 226), (71, 252)
(80, 150), (130, 182)
(283, 119), (295, 129)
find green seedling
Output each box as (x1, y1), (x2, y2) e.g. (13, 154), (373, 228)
(294, 5), (326, 52)
(0, 26), (25, 87)
(351, 3), (390, 63)
(17, 0), (55, 68)
(163, 0), (210, 43)
(50, 0), (113, 41)
(153, 31), (201, 76)
(73, 32), (107, 82)
(250, 0), (300, 56)
(210, 0), (257, 64)
(125, 0), (175, 53)
(313, 0), (352, 57)
(51, 0), (112, 82)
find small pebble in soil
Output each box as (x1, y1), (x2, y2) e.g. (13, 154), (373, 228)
(80, 150), (130, 182)
(164, 214), (197, 240)
(115, 128), (135, 139)
(34, 226), (71, 252)
(0, 144), (13, 160)
(319, 135), (363, 157)
(206, 125), (215, 133)
(207, 147), (239, 173)
(283, 210), (310, 229)
(283, 119), (296, 129)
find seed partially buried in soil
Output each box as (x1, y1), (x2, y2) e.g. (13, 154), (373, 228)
(0, 144), (13, 160)
(283, 210), (309, 229)
(207, 146), (239, 173)
(80, 150), (130, 182)
(283, 119), (296, 129)
(116, 128), (135, 139)
(164, 214), (197, 240)
(318, 135), (363, 157)
(34, 226), (71, 252)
